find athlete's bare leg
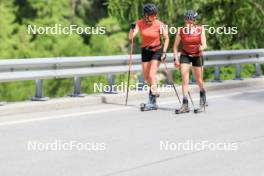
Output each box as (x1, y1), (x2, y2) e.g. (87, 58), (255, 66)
(192, 66), (205, 91)
(149, 60), (160, 94)
(180, 63), (190, 97)
(141, 61), (151, 84)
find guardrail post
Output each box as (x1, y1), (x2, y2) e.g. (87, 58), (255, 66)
(234, 64), (243, 80)
(137, 73), (145, 91)
(104, 74), (116, 94)
(252, 63), (262, 78)
(69, 76), (86, 97)
(31, 79), (49, 101)
(213, 66), (222, 82)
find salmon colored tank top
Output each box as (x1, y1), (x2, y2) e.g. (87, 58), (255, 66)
(179, 25), (202, 56)
(136, 19), (165, 48)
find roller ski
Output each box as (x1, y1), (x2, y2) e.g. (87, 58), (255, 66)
(140, 92), (159, 111)
(175, 97), (190, 114)
(140, 103), (158, 111)
(194, 90), (208, 113)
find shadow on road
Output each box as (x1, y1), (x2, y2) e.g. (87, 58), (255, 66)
(103, 101), (178, 113)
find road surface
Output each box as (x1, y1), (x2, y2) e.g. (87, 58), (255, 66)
(0, 85), (263, 176)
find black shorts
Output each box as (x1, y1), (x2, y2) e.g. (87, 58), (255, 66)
(180, 54), (204, 67)
(141, 47), (162, 62)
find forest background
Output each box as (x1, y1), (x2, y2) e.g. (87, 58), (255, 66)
(0, 0), (263, 101)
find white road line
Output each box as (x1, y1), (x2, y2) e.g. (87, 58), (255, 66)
(0, 107), (130, 126)
(0, 89), (263, 126)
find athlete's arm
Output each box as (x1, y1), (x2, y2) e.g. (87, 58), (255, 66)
(200, 27), (207, 51)
(129, 24), (139, 40)
(173, 32), (181, 68)
(173, 32), (181, 60)
(161, 25), (169, 53)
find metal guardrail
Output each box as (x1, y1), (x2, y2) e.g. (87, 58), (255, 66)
(0, 49), (263, 101)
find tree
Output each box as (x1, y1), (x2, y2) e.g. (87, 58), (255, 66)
(89, 17), (128, 55)
(108, 0), (264, 50)
(0, 1), (17, 59)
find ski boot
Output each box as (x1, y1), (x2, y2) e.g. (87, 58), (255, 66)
(194, 90), (207, 113)
(140, 91), (159, 111)
(200, 90), (208, 106)
(175, 97), (190, 114)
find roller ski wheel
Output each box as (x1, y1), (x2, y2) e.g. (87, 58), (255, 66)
(194, 104), (207, 114)
(140, 103), (158, 111)
(175, 108), (190, 114)
(194, 107), (204, 114)
(193, 108), (200, 114)
(175, 105), (190, 114)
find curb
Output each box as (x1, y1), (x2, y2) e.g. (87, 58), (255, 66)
(0, 77), (263, 116)
(101, 77), (264, 104)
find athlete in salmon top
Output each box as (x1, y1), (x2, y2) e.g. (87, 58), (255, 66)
(129, 3), (169, 110)
(173, 10), (208, 113)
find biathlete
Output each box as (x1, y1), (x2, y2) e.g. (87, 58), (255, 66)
(173, 10), (208, 113)
(129, 3), (169, 111)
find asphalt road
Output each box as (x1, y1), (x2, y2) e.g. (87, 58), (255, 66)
(0, 85), (263, 176)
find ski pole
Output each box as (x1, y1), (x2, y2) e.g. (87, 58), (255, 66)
(188, 91), (195, 109)
(125, 23), (135, 105)
(163, 61), (181, 104)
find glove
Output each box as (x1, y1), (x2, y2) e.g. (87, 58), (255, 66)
(130, 22), (136, 30)
(161, 52), (167, 62)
